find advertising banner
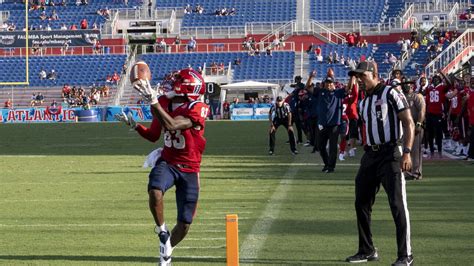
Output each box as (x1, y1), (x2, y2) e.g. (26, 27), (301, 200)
(105, 105), (153, 122)
(0, 30), (100, 47)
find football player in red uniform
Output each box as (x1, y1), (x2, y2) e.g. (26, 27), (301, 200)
(424, 73), (451, 157)
(121, 68), (209, 266)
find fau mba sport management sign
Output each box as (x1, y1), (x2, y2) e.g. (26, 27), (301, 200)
(0, 30), (100, 47)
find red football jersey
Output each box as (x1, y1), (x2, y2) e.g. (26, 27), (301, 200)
(449, 89), (463, 115)
(346, 84), (359, 120)
(425, 84), (449, 115)
(342, 97), (349, 121)
(158, 97), (209, 173)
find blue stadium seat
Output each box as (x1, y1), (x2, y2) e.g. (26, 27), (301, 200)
(139, 51), (294, 84)
(0, 54), (126, 86)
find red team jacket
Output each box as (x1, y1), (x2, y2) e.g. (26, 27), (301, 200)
(135, 96), (209, 173)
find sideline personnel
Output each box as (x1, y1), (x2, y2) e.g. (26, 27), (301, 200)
(345, 62), (415, 266)
(269, 96), (298, 155)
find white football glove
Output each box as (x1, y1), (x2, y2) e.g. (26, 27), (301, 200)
(114, 111), (137, 130)
(133, 79), (158, 104)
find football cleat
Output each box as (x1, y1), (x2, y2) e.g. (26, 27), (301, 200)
(339, 153), (345, 161)
(159, 231), (172, 263)
(346, 248), (379, 263)
(391, 255), (413, 266)
(268, 150), (274, 155)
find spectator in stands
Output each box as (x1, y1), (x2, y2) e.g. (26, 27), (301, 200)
(70, 24), (78, 30)
(229, 8), (236, 16)
(187, 37), (197, 52)
(218, 62), (225, 74)
(421, 36), (429, 46)
(46, 24), (52, 31)
(184, 4), (192, 14)
(340, 55), (345, 66)
(112, 72), (120, 84)
(92, 23), (98, 30)
(40, 11), (47, 21)
(30, 93), (37, 106)
(90, 89), (100, 105)
(4, 98), (12, 108)
(32, 43), (41, 55)
(148, 0), (152, 17)
(39, 68), (47, 80)
(266, 47), (272, 57)
(210, 62), (218, 75)
(411, 40), (419, 54)
(61, 84), (71, 99)
(346, 32), (356, 47)
(333, 51), (339, 63)
(60, 0), (67, 6)
(36, 92), (45, 106)
(101, 85), (110, 97)
(80, 18), (88, 29)
(360, 39), (368, 48)
(50, 10), (59, 20)
(194, 4), (204, 14)
(47, 69), (57, 80)
(156, 39), (167, 53)
(137, 98), (145, 105)
(234, 58), (241, 66)
(1, 22), (7, 31)
(60, 23), (67, 30)
(316, 53), (323, 63)
(326, 52), (333, 64)
(315, 45), (321, 57)
(51, 100), (58, 107)
(272, 36), (280, 50)
(93, 40), (101, 54)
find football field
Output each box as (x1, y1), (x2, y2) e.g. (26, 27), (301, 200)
(0, 121), (473, 265)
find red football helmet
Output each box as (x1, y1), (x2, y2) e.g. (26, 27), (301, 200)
(164, 68), (205, 101)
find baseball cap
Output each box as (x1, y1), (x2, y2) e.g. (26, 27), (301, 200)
(348, 61), (377, 76)
(276, 96), (283, 102)
(324, 76), (334, 83)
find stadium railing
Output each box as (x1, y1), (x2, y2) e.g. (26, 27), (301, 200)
(140, 42), (296, 54)
(425, 28), (474, 77)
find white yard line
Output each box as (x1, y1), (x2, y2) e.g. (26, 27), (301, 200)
(239, 166), (299, 261)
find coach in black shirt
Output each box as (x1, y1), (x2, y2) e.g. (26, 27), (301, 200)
(268, 96), (297, 155)
(345, 62), (415, 266)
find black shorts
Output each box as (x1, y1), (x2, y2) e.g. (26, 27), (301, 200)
(349, 119), (359, 139)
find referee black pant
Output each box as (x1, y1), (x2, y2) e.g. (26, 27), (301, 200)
(426, 113), (443, 153)
(269, 119), (296, 153)
(355, 144), (412, 258)
(318, 125), (338, 170)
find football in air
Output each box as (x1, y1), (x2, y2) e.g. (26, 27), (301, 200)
(130, 60), (152, 83)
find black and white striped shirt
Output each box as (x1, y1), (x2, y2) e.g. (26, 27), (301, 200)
(359, 83), (409, 146)
(271, 102), (291, 121)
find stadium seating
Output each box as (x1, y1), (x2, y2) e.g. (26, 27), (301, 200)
(308, 44), (375, 80)
(139, 51), (294, 84)
(310, 0), (404, 24)
(0, 54), (126, 87)
(0, 0), (142, 30)
(155, 0), (296, 27)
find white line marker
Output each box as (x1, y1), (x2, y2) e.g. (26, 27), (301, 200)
(240, 166), (299, 260)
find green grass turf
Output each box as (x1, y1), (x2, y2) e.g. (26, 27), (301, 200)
(0, 121), (473, 265)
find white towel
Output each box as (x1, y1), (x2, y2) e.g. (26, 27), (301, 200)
(143, 148), (163, 168)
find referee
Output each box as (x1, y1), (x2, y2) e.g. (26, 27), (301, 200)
(345, 62), (415, 266)
(268, 96), (297, 155)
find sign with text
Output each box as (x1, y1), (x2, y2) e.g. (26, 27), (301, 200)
(0, 30), (100, 47)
